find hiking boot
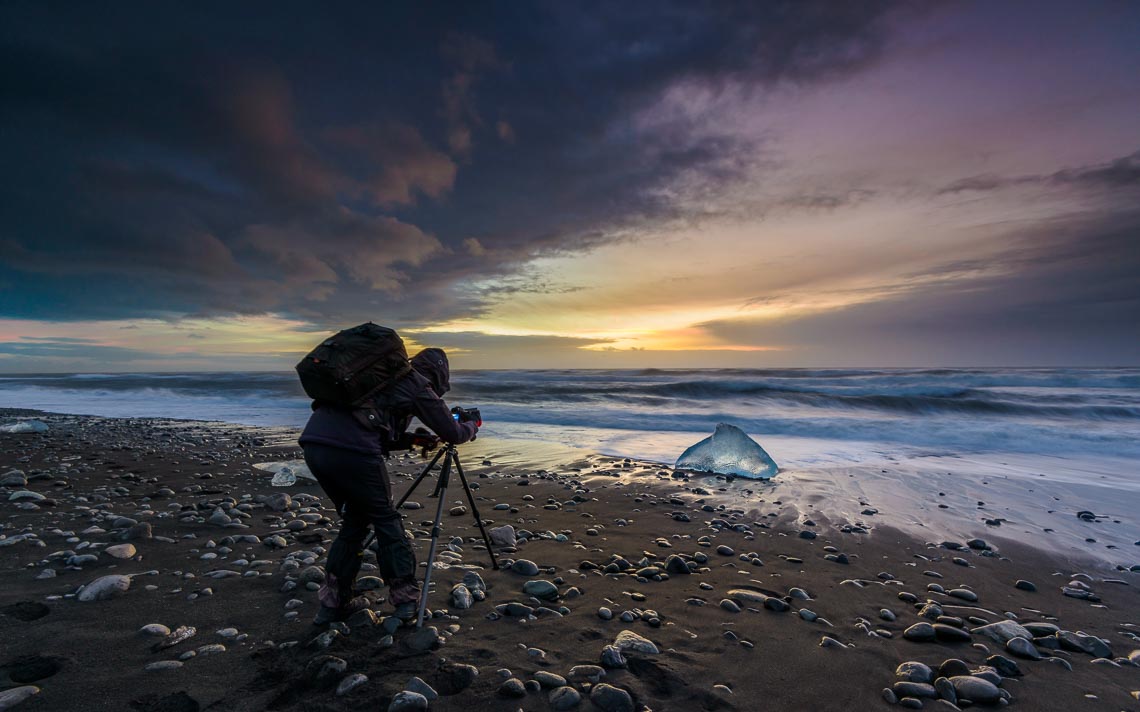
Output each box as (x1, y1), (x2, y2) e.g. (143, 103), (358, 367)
(312, 595), (370, 626)
(394, 601), (418, 623)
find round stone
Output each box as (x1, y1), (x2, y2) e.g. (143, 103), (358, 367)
(523, 580), (559, 600)
(1006, 636), (1042, 660)
(549, 686), (581, 710)
(388, 690), (429, 711)
(336, 673), (368, 696)
(534, 671), (567, 688)
(903, 622), (936, 642)
(590, 683), (634, 712)
(949, 676), (1001, 705)
(614, 630), (659, 654)
(933, 624), (972, 643)
(498, 678), (527, 698)
(895, 661), (933, 683)
(104, 544), (137, 559)
(139, 623), (171, 637)
(78, 574), (131, 602)
(144, 660), (184, 672)
(511, 559), (540, 576)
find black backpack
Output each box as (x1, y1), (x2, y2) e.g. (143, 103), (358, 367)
(295, 323), (412, 407)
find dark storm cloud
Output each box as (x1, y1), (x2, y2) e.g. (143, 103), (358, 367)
(939, 149), (1140, 195)
(699, 208), (1140, 365)
(0, 0), (904, 324)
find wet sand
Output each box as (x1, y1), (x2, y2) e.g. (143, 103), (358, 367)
(1, 410), (1138, 712)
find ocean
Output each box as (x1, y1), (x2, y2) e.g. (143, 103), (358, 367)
(2, 368), (1138, 468)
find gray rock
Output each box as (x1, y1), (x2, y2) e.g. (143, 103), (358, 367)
(104, 543), (137, 559)
(903, 622), (937, 642)
(549, 686), (581, 710)
(523, 580), (559, 600)
(948, 588), (978, 602)
(664, 554), (691, 575)
(0, 470), (28, 487)
(986, 654), (1022, 677)
(0, 687), (41, 710)
(614, 630), (659, 654)
(726, 588), (767, 604)
(534, 671), (567, 688)
(1014, 579), (1036, 592)
(934, 624), (972, 643)
(406, 677), (438, 700)
(568, 665), (606, 683)
(139, 623), (171, 637)
(510, 559), (540, 576)
(336, 673), (368, 696)
(144, 661), (184, 672)
(388, 691), (429, 711)
(896, 661), (934, 683)
(590, 683), (634, 712)
(451, 583), (474, 609)
(719, 599), (741, 613)
(764, 597), (790, 613)
(357, 576), (383, 591)
(597, 606), (613, 620)
(298, 566), (325, 585)
(498, 678), (526, 698)
(462, 571), (487, 593)
(1006, 636), (1042, 660)
(264, 493), (292, 512)
(600, 645), (627, 669)
(489, 525), (516, 547)
(892, 682), (938, 699)
(402, 626), (439, 654)
(937, 659), (971, 678)
(972, 620), (1033, 645)
(1057, 630), (1113, 659)
(78, 574), (131, 602)
(949, 676), (1001, 705)
(934, 677), (957, 704)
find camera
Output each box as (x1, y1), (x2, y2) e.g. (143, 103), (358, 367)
(450, 406), (482, 427)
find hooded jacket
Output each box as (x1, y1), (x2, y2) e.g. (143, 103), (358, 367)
(299, 348), (476, 455)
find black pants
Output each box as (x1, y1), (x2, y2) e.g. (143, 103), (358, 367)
(302, 443), (417, 597)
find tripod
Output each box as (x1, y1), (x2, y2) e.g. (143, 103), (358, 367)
(364, 442), (499, 628)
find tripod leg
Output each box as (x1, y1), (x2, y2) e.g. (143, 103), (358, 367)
(451, 452), (500, 570)
(416, 450), (452, 628)
(395, 447), (446, 509)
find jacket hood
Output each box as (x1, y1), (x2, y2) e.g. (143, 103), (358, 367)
(410, 348), (450, 395)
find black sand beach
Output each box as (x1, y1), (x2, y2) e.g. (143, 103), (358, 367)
(2, 410), (1138, 711)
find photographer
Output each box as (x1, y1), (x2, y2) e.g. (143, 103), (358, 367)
(299, 347), (478, 624)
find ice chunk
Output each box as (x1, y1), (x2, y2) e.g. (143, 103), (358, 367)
(0, 419), (49, 434)
(254, 460), (317, 486)
(675, 423), (778, 480)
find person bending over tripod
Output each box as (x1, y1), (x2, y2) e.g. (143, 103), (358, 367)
(299, 347), (478, 625)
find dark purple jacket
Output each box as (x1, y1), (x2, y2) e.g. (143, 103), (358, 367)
(299, 348), (476, 455)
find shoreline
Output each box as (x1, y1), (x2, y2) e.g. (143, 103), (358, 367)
(1, 410), (1138, 711)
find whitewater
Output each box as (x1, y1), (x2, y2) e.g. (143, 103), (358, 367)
(1, 368), (1137, 463)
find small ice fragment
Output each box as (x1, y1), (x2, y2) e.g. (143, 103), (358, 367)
(675, 423), (778, 480)
(270, 467), (297, 487)
(254, 460), (316, 485)
(0, 419), (49, 434)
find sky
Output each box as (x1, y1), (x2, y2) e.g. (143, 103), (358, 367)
(1, 0), (1138, 372)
